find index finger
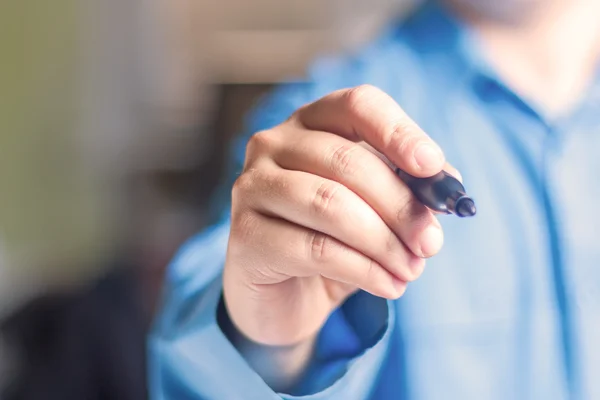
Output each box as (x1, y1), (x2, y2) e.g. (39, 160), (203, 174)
(294, 85), (445, 177)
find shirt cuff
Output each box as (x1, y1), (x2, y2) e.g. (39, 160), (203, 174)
(289, 291), (391, 396)
(150, 272), (394, 400)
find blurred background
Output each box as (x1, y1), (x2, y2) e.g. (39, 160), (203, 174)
(0, 0), (415, 398)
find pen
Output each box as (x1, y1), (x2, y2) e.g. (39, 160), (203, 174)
(395, 168), (476, 217)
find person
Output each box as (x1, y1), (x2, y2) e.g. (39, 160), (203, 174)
(149, 0), (600, 398)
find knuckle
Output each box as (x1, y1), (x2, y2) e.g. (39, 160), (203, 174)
(231, 210), (259, 245)
(232, 171), (256, 201)
(307, 231), (335, 264)
(233, 167), (291, 212)
(311, 181), (342, 218)
(364, 259), (379, 283)
(246, 130), (275, 156)
(290, 104), (309, 121)
(329, 144), (364, 177)
(387, 120), (420, 158)
(344, 84), (380, 112)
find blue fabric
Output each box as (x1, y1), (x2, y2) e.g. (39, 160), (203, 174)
(149, 2), (600, 399)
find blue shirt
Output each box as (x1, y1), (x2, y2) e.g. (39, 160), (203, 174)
(149, 2), (600, 399)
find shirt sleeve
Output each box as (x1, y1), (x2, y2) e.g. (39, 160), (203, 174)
(148, 215), (395, 400)
(149, 66), (395, 399)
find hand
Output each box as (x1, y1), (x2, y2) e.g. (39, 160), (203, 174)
(223, 85), (452, 349)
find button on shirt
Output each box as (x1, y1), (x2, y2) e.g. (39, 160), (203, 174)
(149, 2), (600, 399)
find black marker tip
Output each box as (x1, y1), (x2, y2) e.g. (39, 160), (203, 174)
(455, 197), (476, 218)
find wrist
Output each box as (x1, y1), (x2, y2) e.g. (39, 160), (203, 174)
(217, 294), (316, 391)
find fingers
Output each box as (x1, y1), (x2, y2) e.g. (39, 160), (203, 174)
(294, 85), (445, 177)
(271, 130), (443, 258)
(234, 164), (425, 282)
(229, 209), (407, 299)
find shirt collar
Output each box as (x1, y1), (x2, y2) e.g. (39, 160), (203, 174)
(397, 1), (600, 128)
(395, 1), (487, 87)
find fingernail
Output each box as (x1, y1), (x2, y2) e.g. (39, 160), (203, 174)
(419, 225), (444, 258)
(414, 143), (444, 172)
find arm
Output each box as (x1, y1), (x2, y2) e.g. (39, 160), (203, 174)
(148, 217), (395, 399)
(150, 80), (450, 398)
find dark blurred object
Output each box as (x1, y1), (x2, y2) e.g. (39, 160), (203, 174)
(1, 263), (148, 400)
(0, 83), (273, 400)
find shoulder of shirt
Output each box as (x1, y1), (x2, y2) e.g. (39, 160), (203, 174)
(304, 23), (428, 102)
(242, 20), (432, 134)
(165, 214), (231, 289)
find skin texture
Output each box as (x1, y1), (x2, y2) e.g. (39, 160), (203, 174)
(222, 0), (600, 391)
(223, 86), (448, 389)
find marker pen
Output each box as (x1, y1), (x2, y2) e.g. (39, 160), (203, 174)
(395, 168), (476, 217)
